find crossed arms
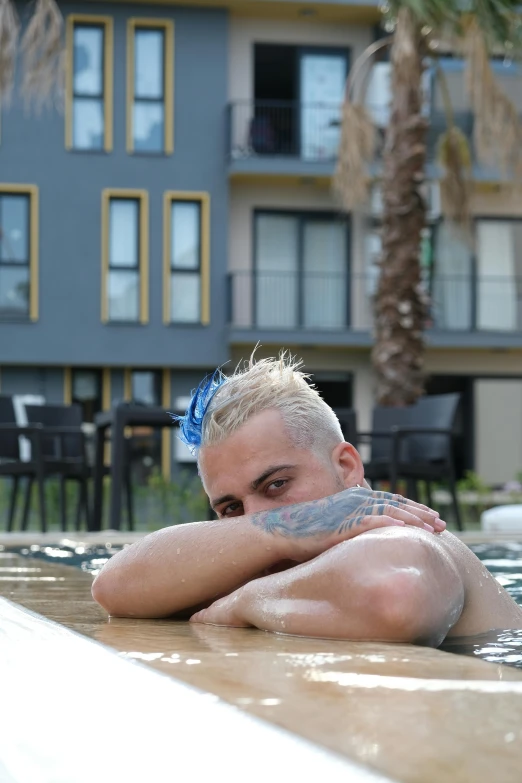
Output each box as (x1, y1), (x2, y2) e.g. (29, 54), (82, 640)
(92, 487), (463, 646)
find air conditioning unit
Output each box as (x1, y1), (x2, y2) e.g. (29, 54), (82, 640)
(370, 181), (441, 220)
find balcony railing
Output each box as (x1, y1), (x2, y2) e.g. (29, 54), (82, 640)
(228, 101), (344, 162)
(228, 271), (522, 333)
(227, 101), (478, 167)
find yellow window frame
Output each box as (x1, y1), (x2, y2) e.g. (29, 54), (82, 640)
(127, 18), (174, 155)
(101, 189), (149, 325)
(65, 14), (114, 153)
(163, 191), (210, 326)
(0, 183), (39, 322)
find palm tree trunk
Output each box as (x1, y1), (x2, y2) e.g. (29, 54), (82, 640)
(372, 7), (429, 406)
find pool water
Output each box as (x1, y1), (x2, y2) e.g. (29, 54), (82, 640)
(8, 542), (125, 576)
(7, 540), (522, 669)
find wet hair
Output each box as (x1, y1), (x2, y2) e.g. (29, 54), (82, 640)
(173, 352), (344, 459)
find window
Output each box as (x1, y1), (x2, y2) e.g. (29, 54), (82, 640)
(475, 219), (522, 331)
(101, 190), (149, 324)
(66, 15), (113, 152)
(127, 19), (174, 154)
(0, 186), (38, 321)
(254, 211), (349, 329)
(163, 192), (210, 324)
(123, 369), (171, 482)
(64, 367), (110, 421)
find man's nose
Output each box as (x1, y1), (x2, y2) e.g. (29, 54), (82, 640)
(242, 496), (277, 517)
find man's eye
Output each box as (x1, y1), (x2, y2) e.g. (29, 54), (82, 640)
(267, 479), (287, 492)
(222, 502), (243, 517)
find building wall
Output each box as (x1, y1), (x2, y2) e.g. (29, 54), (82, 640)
(0, 2), (230, 369)
(475, 379), (522, 485)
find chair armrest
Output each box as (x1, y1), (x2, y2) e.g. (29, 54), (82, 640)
(0, 424), (42, 436)
(41, 426), (86, 436)
(357, 430), (397, 441)
(392, 427), (455, 438)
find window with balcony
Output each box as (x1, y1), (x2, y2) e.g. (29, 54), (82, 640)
(0, 187), (38, 321)
(252, 211), (349, 330)
(365, 215), (522, 333)
(230, 45), (349, 161)
(163, 192), (210, 325)
(66, 16), (113, 152)
(101, 190), (149, 324)
(127, 19), (174, 154)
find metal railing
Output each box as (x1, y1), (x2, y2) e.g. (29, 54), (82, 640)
(228, 101), (344, 162)
(228, 270), (522, 333)
(227, 102), (479, 164)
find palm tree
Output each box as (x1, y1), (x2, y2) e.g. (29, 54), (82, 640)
(333, 1), (522, 405)
(0, 0), (63, 109)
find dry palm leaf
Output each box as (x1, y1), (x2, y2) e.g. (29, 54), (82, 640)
(0, 0), (20, 104)
(437, 126), (473, 231)
(332, 37), (391, 212)
(333, 100), (376, 210)
(21, 0), (64, 112)
(463, 15), (522, 178)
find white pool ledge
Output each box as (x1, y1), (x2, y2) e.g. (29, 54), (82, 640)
(0, 598), (393, 783)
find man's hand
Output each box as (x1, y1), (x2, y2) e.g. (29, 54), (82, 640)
(251, 486), (446, 563)
(191, 591), (249, 628)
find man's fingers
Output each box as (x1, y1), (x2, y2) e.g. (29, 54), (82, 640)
(361, 512), (435, 533)
(369, 503), (436, 531)
(384, 494), (445, 531)
(356, 488), (446, 531)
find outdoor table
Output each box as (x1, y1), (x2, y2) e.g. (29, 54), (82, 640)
(92, 404), (176, 531)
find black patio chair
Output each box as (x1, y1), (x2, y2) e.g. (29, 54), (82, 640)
(359, 405), (414, 486)
(358, 394), (463, 529)
(24, 404), (92, 532)
(0, 394), (47, 531)
(388, 393), (463, 530)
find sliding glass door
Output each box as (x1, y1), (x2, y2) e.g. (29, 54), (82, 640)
(255, 212), (349, 329)
(299, 50), (348, 161)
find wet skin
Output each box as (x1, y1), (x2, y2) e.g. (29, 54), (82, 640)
(194, 409), (522, 642)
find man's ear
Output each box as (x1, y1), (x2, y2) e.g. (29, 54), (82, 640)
(331, 441), (365, 488)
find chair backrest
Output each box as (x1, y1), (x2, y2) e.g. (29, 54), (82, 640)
(334, 408), (358, 447)
(407, 393), (461, 462)
(370, 405), (414, 462)
(25, 404), (84, 459)
(0, 395), (20, 459)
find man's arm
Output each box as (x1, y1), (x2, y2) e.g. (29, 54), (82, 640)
(92, 488), (444, 619)
(191, 528), (464, 647)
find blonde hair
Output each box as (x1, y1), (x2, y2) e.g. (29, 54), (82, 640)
(201, 353), (344, 456)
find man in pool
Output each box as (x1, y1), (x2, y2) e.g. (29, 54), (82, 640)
(92, 355), (522, 646)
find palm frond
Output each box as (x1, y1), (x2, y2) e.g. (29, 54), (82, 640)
(462, 16), (522, 176)
(437, 127), (473, 229)
(0, 0), (20, 104)
(333, 101), (376, 210)
(21, 0), (64, 112)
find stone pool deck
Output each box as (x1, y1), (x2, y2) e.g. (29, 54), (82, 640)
(2, 537), (522, 782)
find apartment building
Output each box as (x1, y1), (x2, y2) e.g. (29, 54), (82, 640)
(0, 0), (521, 485)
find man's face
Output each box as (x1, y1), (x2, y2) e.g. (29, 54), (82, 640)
(199, 408), (358, 519)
